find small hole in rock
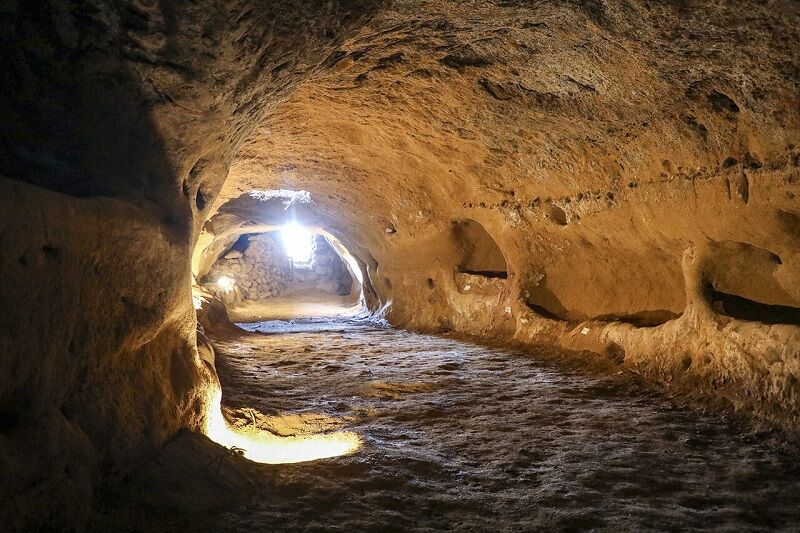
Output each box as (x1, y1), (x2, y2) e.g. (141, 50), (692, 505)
(606, 342), (626, 364)
(707, 91), (740, 114)
(744, 152), (762, 169)
(42, 245), (61, 260)
(545, 205), (568, 226)
(196, 189), (207, 210)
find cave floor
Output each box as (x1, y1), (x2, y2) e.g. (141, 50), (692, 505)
(195, 317), (800, 531)
(226, 293), (361, 322)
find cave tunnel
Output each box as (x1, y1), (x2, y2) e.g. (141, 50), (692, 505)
(197, 222), (365, 321)
(2, 1), (800, 531)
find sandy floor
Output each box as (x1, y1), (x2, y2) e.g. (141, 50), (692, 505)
(226, 292), (361, 322)
(200, 317), (800, 531)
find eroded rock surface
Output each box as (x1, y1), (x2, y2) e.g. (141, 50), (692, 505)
(213, 0), (800, 427)
(0, 1), (380, 528)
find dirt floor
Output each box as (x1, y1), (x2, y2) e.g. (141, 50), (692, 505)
(226, 291), (362, 322)
(181, 316), (800, 532)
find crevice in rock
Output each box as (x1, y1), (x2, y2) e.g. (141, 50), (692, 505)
(707, 91), (740, 114)
(457, 267), (508, 279)
(709, 286), (800, 326)
(593, 310), (682, 327)
(523, 298), (680, 327)
(195, 189), (207, 210)
(524, 300), (565, 320)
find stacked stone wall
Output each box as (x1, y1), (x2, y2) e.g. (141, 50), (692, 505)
(203, 233), (353, 303)
(205, 234), (290, 303)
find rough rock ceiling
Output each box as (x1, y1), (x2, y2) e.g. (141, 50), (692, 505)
(221, 0), (799, 229)
(212, 0), (800, 322)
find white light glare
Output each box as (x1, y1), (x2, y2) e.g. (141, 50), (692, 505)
(281, 222), (314, 264)
(217, 276), (235, 292)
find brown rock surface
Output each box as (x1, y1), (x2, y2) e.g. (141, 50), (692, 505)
(0, 1), (379, 528)
(214, 0), (800, 428)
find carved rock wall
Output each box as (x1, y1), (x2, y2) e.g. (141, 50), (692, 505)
(0, 1), (380, 528)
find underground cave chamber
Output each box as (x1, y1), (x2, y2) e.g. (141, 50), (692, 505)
(191, 189), (371, 323)
(2, 1), (800, 530)
(199, 227), (364, 321)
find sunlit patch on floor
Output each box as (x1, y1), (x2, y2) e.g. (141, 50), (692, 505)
(204, 390), (361, 464)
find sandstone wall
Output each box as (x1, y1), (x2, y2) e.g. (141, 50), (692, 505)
(219, 1), (800, 430)
(0, 1), (381, 528)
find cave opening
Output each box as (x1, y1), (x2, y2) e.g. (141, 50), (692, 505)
(198, 223), (370, 465)
(199, 226), (365, 322)
(279, 221), (314, 266)
(190, 189), (376, 468)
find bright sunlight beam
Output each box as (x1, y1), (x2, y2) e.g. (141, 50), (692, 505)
(280, 222), (314, 264)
